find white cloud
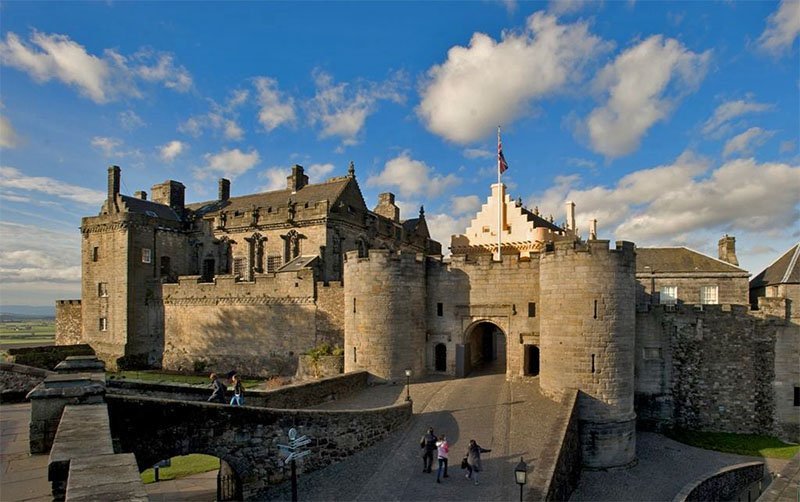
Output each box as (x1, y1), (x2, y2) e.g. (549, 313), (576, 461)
(779, 139), (796, 154)
(723, 127), (774, 157)
(463, 148), (492, 159)
(307, 163), (334, 181)
(566, 157), (597, 169)
(0, 166), (105, 205)
(533, 152), (800, 244)
(417, 12), (609, 144)
(701, 98), (772, 137)
(254, 76), (296, 131)
(91, 136), (123, 157)
(367, 153), (461, 199)
(0, 31), (192, 103)
(258, 167), (289, 192)
(193, 148), (260, 181)
(159, 140), (186, 162)
(584, 35), (711, 158)
(179, 89), (247, 141)
(119, 110), (145, 131)
(758, 0), (800, 53)
(426, 212), (473, 253)
(548, 0), (591, 15)
(0, 221), (81, 283)
(0, 115), (21, 148)
(451, 195), (481, 216)
(306, 69), (406, 146)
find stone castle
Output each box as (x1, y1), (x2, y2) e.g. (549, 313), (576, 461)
(56, 164), (799, 469)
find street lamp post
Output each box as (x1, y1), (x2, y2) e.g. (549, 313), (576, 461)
(514, 457), (528, 502)
(404, 368), (412, 402)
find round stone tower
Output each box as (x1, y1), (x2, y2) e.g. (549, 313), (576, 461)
(343, 249), (427, 382)
(539, 240), (637, 469)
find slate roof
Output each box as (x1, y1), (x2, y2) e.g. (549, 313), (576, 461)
(120, 195), (181, 221)
(520, 206), (563, 232)
(186, 177), (353, 216)
(750, 243), (800, 288)
(277, 255), (318, 273)
(636, 247), (747, 274)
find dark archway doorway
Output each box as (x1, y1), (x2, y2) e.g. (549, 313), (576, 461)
(524, 345), (540, 376)
(435, 343), (447, 371)
(463, 321), (506, 376)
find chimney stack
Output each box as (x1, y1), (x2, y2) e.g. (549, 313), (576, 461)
(590, 219), (598, 240)
(287, 165), (309, 193)
(718, 235), (739, 266)
(218, 178), (230, 202)
(107, 165), (121, 213)
(133, 191), (147, 200)
(565, 201), (576, 232)
(151, 180), (186, 212)
(373, 192), (400, 222)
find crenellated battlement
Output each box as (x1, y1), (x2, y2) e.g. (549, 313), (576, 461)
(56, 300), (81, 305)
(343, 249), (425, 265)
(162, 269), (316, 302)
(542, 239), (635, 260)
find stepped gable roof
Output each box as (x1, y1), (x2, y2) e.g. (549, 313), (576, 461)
(636, 247), (747, 274)
(519, 206), (562, 232)
(120, 195), (181, 221)
(186, 176), (353, 216)
(750, 243), (800, 288)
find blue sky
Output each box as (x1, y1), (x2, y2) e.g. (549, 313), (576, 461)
(1, 0), (798, 306)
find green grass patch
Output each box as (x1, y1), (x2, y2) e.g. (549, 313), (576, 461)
(107, 370), (263, 387)
(141, 454), (220, 484)
(0, 321), (56, 336)
(667, 429), (800, 459)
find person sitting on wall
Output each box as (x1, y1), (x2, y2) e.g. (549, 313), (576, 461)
(208, 373), (227, 403)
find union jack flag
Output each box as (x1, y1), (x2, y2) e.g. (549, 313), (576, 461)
(498, 135), (509, 174)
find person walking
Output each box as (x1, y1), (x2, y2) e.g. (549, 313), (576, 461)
(435, 434), (449, 483)
(419, 427), (437, 473)
(465, 439), (491, 485)
(229, 374), (244, 406)
(208, 372), (226, 403)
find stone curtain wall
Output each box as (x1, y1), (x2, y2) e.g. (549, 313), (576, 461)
(426, 254), (541, 378)
(295, 355), (344, 380)
(315, 281), (344, 348)
(161, 270), (319, 377)
(106, 394), (411, 500)
(107, 370), (368, 408)
(635, 304), (779, 436)
(673, 462), (764, 502)
(5, 345), (95, 371)
(55, 300), (82, 346)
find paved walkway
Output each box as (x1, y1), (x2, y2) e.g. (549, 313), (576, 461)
(145, 470), (217, 501)
(0, 403), (50, 502)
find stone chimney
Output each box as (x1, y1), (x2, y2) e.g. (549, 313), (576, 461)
(133, 191), (147, 200)
(107, 165), (121, 213)
(151, 180), (185, 212)
(590, 219), (598, 240)
(565, 201), (576, 232)
(218, 178), (230, 202)
(287, 165), (308, 193)
(373, 192), (400, 222)
(718, 235), (739, 266)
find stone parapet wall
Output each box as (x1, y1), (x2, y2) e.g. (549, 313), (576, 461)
(108, 370), (368, 408)
(107, 392), (412, 500)
(344, 250), (426, 381)
(530, 389), (582, 501)
(0, 362), (54, 402)
(315, 281), (344, 347)
(673, 462), (764, 502)
(163, 268), (316, 301)
(55, 300), (83, 346)
(5, 345), (95, 371)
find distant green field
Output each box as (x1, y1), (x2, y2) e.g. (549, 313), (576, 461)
(0, 320), (55, 345)
(667, 429), (800, 459)
(141, 454), (220, 484)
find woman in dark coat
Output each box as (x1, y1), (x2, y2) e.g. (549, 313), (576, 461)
(465, 439), (491, 485)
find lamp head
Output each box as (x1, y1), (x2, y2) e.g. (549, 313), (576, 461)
(514, 457), (527, 485)
(404, 368), (412, 377)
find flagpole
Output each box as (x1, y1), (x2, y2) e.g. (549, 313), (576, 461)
(497, 125), (502, 262)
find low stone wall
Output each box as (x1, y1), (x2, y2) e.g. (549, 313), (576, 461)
(6, 345), (95, 371)
(107, 370), (368, 408)
(295, 354), (344, 380)
(530, 389), (582, 501)
(672, 461), (764, 502)
(107, 393), (412, 500)
(0, 362), (54, 403)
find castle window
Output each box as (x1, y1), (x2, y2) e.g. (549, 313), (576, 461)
(794, 387), (800, 406)
(353, 298), (357, 313)
(353, 347), (357, 363)
(482, 226), (490, 233)
(99, 317), (108, 331)
(98, 283), (108, 297)
(700, 285), (718, 305)
(92, 247), (99, 262)
(266, 255), (282, 273)
(591, 354), (596, 373)
(160, 256), (171, 277)
(437, 303), (443, 316)
(141, 248), (152, 264)
(233, 258), (246, 279)
(659, 286), (677, 305)
(528, 302), (536, 317)
(593, 299), (598, 319)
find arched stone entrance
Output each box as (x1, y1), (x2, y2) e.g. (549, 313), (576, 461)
(434, 343), (447, 371)
(460, 321), (506, 376)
